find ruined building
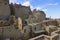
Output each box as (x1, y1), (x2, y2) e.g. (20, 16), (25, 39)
(0, 0), (31, 40)
(0, 0), (60, 40)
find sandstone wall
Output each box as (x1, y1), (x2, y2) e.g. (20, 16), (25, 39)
(0, 2), (10, 19)
(13, 4), (31, 19)
(0, 26), (23, 39)
(33, 10), (46, 22)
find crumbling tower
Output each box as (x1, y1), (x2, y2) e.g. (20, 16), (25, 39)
(0, 0), (10, 19)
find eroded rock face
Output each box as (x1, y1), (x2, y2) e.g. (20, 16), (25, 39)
(26, 9), (46, 25)
(33, 9), (46, 21)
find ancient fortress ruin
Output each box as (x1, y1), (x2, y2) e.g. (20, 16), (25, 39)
(0, 0), (60, 40)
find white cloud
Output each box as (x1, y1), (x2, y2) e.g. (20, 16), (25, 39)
(31, 6), (48, 12)
(22, 1), (30, 6)
(24, 0), (32, 1)
(9, 0), (20, 4)
(48, 3), (58, 6)
(42, 9), (47, 12)
(35, 7), (41, 10)
(30, 6), (34, 10)
(9, 0), (16, 4)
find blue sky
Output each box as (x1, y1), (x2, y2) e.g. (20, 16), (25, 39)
(9, 0), (60, 18)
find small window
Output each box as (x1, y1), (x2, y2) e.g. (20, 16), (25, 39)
(0, 2), (1, 3)
(15, 26), (19, 29)
(46, 22), (48, 26)
(25, 21), (27, 25)
(0, 2), (2, 6)
(35, 27), (36, 30)
(1, 22), (3, 24)
(5, 3), (7, 5)
(24, 29), (26, 33)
